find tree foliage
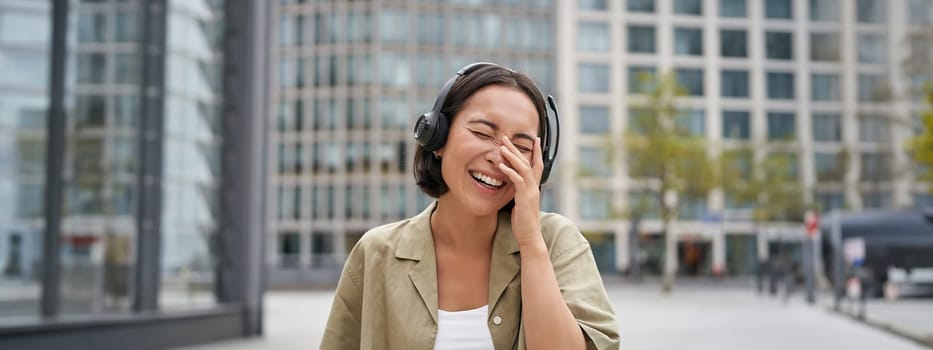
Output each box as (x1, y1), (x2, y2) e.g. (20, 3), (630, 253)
(908, 87), (933, 190)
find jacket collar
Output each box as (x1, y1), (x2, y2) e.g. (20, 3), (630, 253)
(395, 202), (522, 323)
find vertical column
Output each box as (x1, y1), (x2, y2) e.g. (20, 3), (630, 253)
(887, 1), (912, 207)
(134, 0), (168, 312)
(840, 0), (861, 209)
(795, 0), (815, 204)
(41, 0), (69, 317)
(222, 0), (268, 336)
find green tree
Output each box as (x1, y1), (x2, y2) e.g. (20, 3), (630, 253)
(908, 87), (933, 190)
(721, 144), (806, 290)
(621, 72), (718, 292)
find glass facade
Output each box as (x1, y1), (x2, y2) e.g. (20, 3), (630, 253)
(160, 0), (226, 309)
(1, 0), (263, 346)
(0, 0), (49, 318)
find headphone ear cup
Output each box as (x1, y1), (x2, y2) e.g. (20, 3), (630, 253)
(424, 112), (449, 151)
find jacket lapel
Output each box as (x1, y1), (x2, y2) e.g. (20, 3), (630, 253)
(488, 210), (521, 310)
(396, 203), (439, 324)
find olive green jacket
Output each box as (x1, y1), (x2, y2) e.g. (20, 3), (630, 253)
(320, 202), (620, 349)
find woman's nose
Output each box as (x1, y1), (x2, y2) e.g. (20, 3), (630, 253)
(485, 139), (504, 164)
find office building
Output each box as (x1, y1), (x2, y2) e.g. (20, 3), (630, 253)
(558, 0), (933, 275)
(269, 0), (557, 285)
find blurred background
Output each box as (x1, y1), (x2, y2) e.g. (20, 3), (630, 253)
(0, 0), (932, 349)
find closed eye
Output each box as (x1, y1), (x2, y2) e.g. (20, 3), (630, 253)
(471, 130), (494, 140)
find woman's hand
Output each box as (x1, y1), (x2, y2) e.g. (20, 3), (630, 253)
(497, 136), (545, 249)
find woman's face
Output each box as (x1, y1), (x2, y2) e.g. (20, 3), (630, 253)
(436, 84), (539, 217)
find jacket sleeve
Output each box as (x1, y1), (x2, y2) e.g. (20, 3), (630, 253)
(546, 215), (622, 350)
(319, 243), (365, 349)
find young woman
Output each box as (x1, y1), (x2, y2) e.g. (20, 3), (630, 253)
(320, 63), (620, 349)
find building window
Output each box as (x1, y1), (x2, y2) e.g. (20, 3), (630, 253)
(678, 194), (708, 220)
(857, 74), (889, 102)
(579, 22), (610, 52)
(721, 30), (747, 57)
(809, 0), (839, 21)
(816, 191), (845, 213)
(767, 112), (795, 140)
(678, 109), (705, 137)
(812, 113), (841, 142)
(722, 111), (750, 139)
(278, 232), (301, 268)
(416, 13), (445, 45)
(857, 0), (885, 23)
(909, 0), (932, 25)
(628, 26), (656, 53)
(860, 153), (891, 182)
(380, 10), (408, 43)
(674, 0), (702, 15)
(674, 28), (703, 56)
(722, 70), (749, 98)
(858, 115), (890, 143)
(810, 33), (840, 61)
(765, 0), (792, 19)
(720, 0), (746, 17)
(675, 68), (704, 96)
(814, 152), (844, 182)
(310, 231), (335, 268)
(580, 105), (610, 135)
(811, 74), (840, 101)
(581, 190), (611, 219)
(628, 66), (657, 94)
(579, 63), (610, 93)
(580, 147), (610, 176)
(628, 0), (655, 13)
(765, 32), (792, 60)
(857, 33), (886, 64)
(579, 0), (608, 10)
(767, 72), (794, 99)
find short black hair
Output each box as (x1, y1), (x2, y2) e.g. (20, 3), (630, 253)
(413, 64), (548, 202)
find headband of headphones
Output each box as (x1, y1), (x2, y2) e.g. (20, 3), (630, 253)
(413, 62), (560, 184)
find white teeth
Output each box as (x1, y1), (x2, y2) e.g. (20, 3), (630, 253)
(471, 171), (503, 187)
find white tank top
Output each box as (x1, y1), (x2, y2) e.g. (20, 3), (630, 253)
(433, 305), (495, 350)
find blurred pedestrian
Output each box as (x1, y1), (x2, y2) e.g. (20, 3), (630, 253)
(320, 63), (620, 349)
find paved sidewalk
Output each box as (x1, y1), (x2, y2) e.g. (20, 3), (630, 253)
(175, 278), (929, 350)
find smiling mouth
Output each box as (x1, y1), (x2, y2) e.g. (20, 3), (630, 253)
(470, 171), (504, 189)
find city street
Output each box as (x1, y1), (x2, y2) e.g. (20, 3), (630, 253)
(176, 278), (928, 350)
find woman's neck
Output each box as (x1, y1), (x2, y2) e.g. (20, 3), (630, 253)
(430, 198), (498, 251)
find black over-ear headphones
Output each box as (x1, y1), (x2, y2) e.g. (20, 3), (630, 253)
(413, 62), (561, 184)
